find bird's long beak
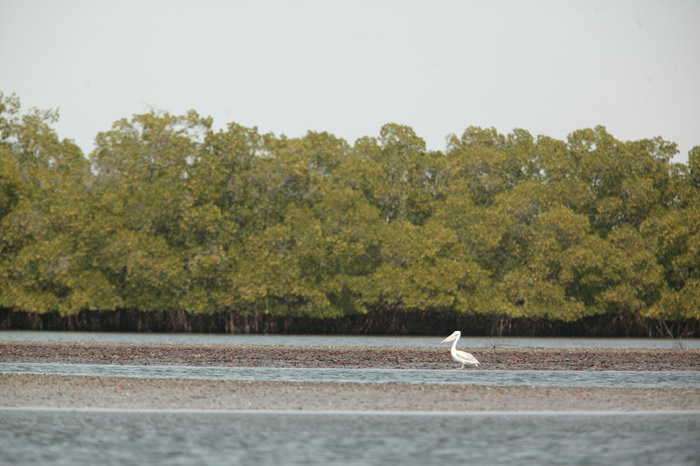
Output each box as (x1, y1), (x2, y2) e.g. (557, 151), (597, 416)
(441, 336), (452, 343)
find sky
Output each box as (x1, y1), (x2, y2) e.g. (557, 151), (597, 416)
(1, 0), (699, 163)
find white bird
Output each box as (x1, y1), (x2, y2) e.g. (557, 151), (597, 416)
(441, 330), (480, 369)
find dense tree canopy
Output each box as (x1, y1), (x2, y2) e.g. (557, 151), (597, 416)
(1, 93), (698, 321)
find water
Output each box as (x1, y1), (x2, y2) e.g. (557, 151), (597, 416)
(1, 409), (698, 466)
(3, 334), (698, 465)
(3, 363), (699, 388)
(1, 330), (698, 348)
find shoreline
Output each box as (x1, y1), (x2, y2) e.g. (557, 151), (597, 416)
(3, 374), (700, 412)
(4, 308), (699, 338)
(2, 340), (699, 371)
(6, 407), (700, 416)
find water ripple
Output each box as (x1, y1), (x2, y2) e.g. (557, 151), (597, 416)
(2, 409), (699, 466)
(2, 362), (699, 388)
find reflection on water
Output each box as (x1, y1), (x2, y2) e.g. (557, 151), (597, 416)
(1, 331), (698, 349)
(1, 409), (698, 466)
(2, 363), (699, 388)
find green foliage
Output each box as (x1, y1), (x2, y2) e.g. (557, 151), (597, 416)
(1, 93), (699, 322)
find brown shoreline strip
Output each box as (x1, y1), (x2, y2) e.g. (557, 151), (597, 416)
(2, 341), (699, 371)
(2, 374), (700, 412)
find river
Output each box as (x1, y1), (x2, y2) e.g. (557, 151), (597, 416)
(2, 409), (699, 466)
(2, 363), (699, 388)
(2, 331), (699, 465)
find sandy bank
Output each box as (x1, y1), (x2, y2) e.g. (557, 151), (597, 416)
(2, 374), (700, 412)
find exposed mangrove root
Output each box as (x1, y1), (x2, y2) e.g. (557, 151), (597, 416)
(1, 307), (699, 338)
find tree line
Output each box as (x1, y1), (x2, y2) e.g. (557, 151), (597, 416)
(1, 93), (699, 325)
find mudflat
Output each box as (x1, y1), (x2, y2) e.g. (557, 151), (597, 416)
(2, 341), (699, 412)
(3, 374), (700, 412)
(2, 341), (699, 371)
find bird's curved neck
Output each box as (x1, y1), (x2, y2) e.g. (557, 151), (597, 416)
(450, 336), (460, 354)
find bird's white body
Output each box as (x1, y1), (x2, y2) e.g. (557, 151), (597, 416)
(441, 330), (480, 369)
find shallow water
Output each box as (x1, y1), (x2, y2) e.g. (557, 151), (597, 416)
(1, 409), (698, 466)
(2, 330), (699, 349)
(3, 363), (699, 388)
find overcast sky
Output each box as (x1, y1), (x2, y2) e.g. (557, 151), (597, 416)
(1, 0), (698, 163)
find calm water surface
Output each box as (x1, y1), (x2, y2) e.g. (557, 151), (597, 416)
(1, 409), (698, 466)
(3, 363), (699, 388)
(2, 331), (698, 349)
(4, 333), (698, 465)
